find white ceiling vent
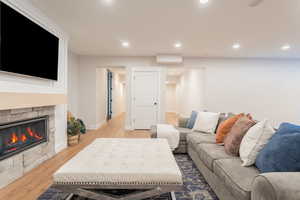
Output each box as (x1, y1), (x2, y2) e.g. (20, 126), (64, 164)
(156, 55), (183, 64)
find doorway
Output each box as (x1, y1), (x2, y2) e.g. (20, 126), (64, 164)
(106, 67), (126, 121)
(107, 69), (113, 121)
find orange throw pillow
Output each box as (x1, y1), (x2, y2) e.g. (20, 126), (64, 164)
(216, 113), (244, 144)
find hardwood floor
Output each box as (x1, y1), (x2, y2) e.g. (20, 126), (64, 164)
(0, 113), (178, 200)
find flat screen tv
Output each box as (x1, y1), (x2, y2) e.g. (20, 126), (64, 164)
(0, 2), (59, 81)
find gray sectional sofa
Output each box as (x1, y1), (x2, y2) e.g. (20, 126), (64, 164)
(150, 118), (300, 200)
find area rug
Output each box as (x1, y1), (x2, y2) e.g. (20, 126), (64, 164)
(38, 154), (218, 200)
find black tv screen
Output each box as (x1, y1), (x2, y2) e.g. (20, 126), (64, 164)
(0, 2), (59, 81)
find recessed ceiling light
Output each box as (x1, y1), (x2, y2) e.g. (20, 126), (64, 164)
(232, 43), (241, 50)
(122, 41), (130, 48)
(174, 42), (182, 48)
(102, 0), (114, 6)
(200, 0), (209, 4)
(281, 44), (291, 51)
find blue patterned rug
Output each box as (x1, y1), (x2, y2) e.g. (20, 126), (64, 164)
(175, 154), (218, 200)
(38, 154), (218, 200)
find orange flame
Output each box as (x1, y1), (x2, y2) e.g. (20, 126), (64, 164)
(21, 134), (27, 142)
(10, 133), (18, 144)
(34, 134), (42, 140)
(26, 128), (43, 140)
(26, 128), (34, 137)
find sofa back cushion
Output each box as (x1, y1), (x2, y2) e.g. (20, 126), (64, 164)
(186, 111), (198, 129)
(193, 111), (220, 134)
(216, 113), (244, 144)
(224, 116), (256, 156)
(256, 130), (300, 173)
(239, 119), (275, 166)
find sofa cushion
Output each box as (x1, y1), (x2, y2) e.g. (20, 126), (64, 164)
(255, 131), (300, 173)
(224, 116), (256, 156)
(240, 119), (275, 167)
(175, 127), (192, 141)
(186, 133), (215, 150)
(275, 122), (300, 136)
(215, 113), (235, 134)
(216, 113), (244, 144)
(214, 159), (260, 200)
(195, 143), (235, 171)
(193, 111), (220, 134)
(186, 111), (198, 129)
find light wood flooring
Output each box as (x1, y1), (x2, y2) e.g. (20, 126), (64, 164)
(0, 112), (178, 200)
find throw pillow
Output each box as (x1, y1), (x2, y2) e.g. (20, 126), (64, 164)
(193, 111), (220, 134)
(215, 113), (244, 144)
(186, 111), (198, 129)
(215, 113), (235, 134)
(255, 131), (300, 173)
(239, 119), (275, 166)
(275, 122), (300, 136)
(224, 116), (256, 156)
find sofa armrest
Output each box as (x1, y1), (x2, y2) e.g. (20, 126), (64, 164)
(252, 172), (300, 200)
(178, 117), (189, 128)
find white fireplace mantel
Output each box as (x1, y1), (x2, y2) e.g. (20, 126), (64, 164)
(0, 92), (67, 110)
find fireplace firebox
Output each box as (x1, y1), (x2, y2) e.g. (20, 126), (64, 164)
(0, 117), (48, 161)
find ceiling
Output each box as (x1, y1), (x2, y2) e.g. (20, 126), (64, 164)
(30, 0), (300, 58)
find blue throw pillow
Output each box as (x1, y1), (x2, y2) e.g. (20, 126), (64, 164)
(186, 111), (198, 129)
(275, 122), (300, 136)
(255, 131), (300, 173)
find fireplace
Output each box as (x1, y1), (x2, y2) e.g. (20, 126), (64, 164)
(0, 117), (48, 161)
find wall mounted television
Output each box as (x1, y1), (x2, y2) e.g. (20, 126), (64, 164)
(0, 2), (59, 81)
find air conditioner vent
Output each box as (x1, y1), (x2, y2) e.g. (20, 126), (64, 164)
(156, 55), (183, 64)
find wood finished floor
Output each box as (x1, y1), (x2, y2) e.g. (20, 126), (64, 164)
(0, 113), (178, 200)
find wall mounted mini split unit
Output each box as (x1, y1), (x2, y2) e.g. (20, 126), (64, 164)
(156, 55), (183, 64)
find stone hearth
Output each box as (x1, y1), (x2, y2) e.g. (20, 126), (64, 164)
(0, 106), (55, 188)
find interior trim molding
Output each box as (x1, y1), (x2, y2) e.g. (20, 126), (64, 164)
(0, 92), (67, 110)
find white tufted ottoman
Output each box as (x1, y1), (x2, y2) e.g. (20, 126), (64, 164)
(53, 138), (183, 200)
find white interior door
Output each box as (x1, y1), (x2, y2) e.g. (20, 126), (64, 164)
(132, 71), (159, 129)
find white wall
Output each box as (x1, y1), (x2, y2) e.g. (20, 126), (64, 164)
(0, 0), (69, 153)
(76, 65), (107, 130)
(96, 68), (107, 128)
(200, 59), (300, 127)
(68, 51), (80, 117)
(176, 68), (205, 116)
(165, 84), (177, 113)
(75, 56), (300, 129)
(77, 63), (97, 129)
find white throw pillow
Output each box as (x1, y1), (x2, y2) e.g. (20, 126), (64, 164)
(239, 119), (275, 167)
(193, 111), (220, 134)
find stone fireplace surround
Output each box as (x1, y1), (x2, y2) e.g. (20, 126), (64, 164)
(0, 106), (55, 189)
